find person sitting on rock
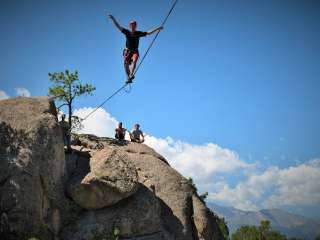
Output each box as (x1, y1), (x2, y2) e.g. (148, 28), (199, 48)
(59, 114), (71, 148)
(115, 122), (126, 140)
(129, 123), (145, 143)
(109, 14), (163, 83)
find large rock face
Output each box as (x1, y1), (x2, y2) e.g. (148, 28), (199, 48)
(0, 97), (223, 240)
(63, 135), (223, 240)
(0, 97), (65, 239)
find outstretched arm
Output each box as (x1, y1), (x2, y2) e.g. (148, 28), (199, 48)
(109, 15), (123, 32)
(146, 26), (163, 35)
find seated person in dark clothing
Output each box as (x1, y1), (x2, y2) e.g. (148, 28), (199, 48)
(115, 122), (126, 140)
(59, 114), (70, 146)
(129, 123), (144, 143)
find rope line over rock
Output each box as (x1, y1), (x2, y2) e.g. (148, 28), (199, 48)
(81, 0), (178, 122)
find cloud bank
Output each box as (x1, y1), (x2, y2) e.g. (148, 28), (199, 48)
(15, 87), (31, 97)
(73, 107), (118, 137)
(144, 135), (251, 182)
(209, 159), (320, 211)
(0, 90), (9, 100)
(0, 88), (32, 100)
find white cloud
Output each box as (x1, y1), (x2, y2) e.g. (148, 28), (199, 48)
(0, 90), (9, 100)
(262, 159), (320, 207)
(15, 87), (31, 97)
(73, 107), (118, 137)
(144, 135), (252, 183)
(209, 159), (320, 211)
(209, 181), (261, 211)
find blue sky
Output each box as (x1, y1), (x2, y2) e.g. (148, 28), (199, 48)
(1, 0), (320, 219)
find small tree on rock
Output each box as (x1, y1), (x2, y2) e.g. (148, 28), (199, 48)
(48, 70), (95, 147)
(199, 191), (208, 202)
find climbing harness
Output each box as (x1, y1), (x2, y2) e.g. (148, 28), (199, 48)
(80, 0), (178, 122)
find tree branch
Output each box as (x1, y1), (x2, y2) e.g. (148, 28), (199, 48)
(57, 103), (68, 110)
(71, 93), (77, 102)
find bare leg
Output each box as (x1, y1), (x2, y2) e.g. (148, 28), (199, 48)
(124, 63), (130, 79)
(130, 59), (137, 79)
(129, 53), (139, 80)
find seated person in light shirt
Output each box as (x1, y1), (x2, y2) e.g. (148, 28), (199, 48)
(129, 123), (144, 143)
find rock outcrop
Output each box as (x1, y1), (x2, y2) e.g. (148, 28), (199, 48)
(63, 135), (223, 240)
(192, 195), (223, 239)
(0, 97), (66, 239)
(0, 97), (223, 240)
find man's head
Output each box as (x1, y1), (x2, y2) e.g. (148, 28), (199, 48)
(118, 122), (123, 128)
(129, 20), (137, 32)
(134, 123), (140, 130)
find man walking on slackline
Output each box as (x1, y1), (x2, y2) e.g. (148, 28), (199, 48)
(109, 15), (163, 83)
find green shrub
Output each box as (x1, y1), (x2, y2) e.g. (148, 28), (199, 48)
(232, 220), (286, 240)
(217, 216), (229, 240)
(199, 191), (208, 202)
(90, 227), (120, 240)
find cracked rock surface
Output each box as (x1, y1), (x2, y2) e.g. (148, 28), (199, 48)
(63, 135), (223, 240)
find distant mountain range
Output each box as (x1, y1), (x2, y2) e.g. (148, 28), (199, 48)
(208, 203), (320, 240)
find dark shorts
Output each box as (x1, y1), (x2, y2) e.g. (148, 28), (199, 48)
(115, 132), (125, 140)
(123, 48), (139, 65)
